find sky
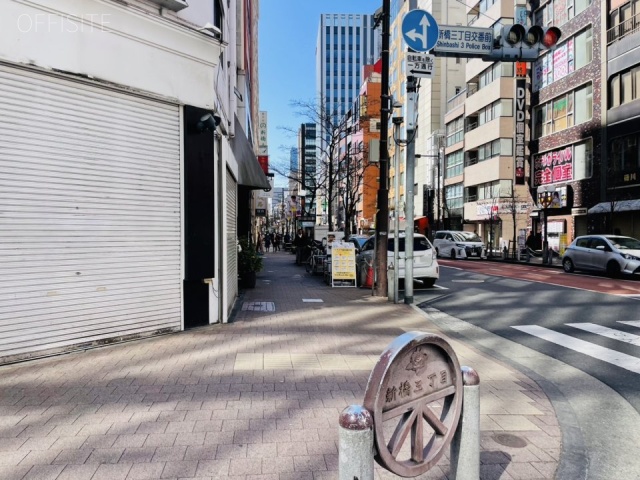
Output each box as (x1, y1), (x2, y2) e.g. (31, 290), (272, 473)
(258, 0), (380, 187)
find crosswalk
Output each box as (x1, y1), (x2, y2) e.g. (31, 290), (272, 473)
(513, 322), (640, 374)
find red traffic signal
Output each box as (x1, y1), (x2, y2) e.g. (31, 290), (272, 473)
(542, 27), (562, 49)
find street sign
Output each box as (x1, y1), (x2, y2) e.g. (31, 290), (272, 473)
(432, 25), (493, 57)
(406, 52), (435, 78)
(401, 9), (439, 52)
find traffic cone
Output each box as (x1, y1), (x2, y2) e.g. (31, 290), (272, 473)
(361, 264), (374, 288)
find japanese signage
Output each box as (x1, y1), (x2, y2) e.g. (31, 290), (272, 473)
(255, 196), (267, 217)
(537, 186), (567, 209)
(433, 25), (493, 57)
(406, 52), (435, 78)
(515, 78), (526, 185)
(257, 111), (268, 174)
(331, 247), (356, 281)
(363, 332), (463, 477)
(476, 202), (530, 217)
(533, 146), (573, 186)
(515, 6), (529, 26)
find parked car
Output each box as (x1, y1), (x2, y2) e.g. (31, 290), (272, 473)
(562, 234), (640, 277)
(433, 230), (485, 259)
(355, 233), (439, 287)
(343, 234), (369, 253)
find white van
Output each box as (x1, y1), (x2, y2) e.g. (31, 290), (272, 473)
(433, 231), (485, 259)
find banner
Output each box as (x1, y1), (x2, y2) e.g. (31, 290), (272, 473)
(514, 78), (527, 185)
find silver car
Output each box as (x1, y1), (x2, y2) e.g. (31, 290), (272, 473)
(562, 235), (640, 277)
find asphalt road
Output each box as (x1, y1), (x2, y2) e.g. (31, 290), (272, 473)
(411, 261), (640, 480)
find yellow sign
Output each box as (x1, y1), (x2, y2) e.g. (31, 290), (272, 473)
(331, 247), (356, 280)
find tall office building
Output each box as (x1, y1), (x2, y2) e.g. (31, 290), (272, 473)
(316, 13), (380, 125)
(298, 123), (318, 218)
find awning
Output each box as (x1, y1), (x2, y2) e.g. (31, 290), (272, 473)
(588, 199), (640, 214)
(230, 115), (270, 190)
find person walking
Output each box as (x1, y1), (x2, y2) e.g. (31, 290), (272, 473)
(264, 233), (271, 252)
(293, 229), (307, 265)
(275, 233), (281, 252)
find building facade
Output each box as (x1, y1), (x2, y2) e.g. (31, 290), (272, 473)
(0, 0), (268, 364)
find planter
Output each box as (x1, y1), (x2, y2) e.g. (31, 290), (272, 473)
(240, 271), (257, 289)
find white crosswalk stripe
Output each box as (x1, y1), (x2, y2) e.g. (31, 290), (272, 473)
(567, 323), (640, 347)
(512, 324), (640, 374)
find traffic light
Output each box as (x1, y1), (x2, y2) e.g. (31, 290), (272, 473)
(485, 25), (561, 62)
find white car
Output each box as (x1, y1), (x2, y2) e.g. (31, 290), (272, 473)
(433, 230), (485, 259)
(355, 233), (439, 287)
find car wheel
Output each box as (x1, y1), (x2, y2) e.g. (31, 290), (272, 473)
(606, 261), (621, 278)
(421, 278), (436, 288)
(562, 258), (574, 273)
(450, 249), (457, 260)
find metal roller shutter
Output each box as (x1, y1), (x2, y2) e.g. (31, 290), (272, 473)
(0, 65), (182, 360)
(226, 168), (238, 314)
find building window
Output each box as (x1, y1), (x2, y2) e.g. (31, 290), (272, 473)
(445, 184), (464, 209)
(534, 83), (592, 137)
(609, 65), (640, 108)
(445, 151), (464, 178)
(446, 117), (464, 147)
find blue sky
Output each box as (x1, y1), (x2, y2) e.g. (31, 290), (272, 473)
(258, 0), (380, 186)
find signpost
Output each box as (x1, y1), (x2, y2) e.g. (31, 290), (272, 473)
(406, 52), (435, 78)
(401, 9), (439, 52)
(432, 25), (493, 57)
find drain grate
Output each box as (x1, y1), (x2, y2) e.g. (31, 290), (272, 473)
(242, 302), (275, 312)
(493, 433), (528, 448)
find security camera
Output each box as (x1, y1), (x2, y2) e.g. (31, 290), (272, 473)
(196, 113), (221, 132)
(392, 116), (404, 125)
(198, 22), (222, 38)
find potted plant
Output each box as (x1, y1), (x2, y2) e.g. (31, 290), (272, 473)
(238, 237), (263, 288)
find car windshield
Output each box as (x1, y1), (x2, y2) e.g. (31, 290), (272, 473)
(387, 237), (432, 251)
(608, 236), (640, 250)
(453, 232), (481, 242)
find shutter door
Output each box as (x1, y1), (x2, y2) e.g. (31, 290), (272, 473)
(0, 66), (182, 360)
(226, 168), (238, 313)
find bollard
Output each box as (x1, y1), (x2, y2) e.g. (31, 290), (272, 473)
(339, 405), (374, 480)
(450, 366), (480, 480)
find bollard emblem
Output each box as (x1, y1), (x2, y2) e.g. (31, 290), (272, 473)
(363, 331), (462, 477)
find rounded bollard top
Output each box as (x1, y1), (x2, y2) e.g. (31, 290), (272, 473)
(461, 366), (480, 386)
(339, 405), (373, 430)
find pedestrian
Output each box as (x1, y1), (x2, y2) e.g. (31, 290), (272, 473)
(275, 233), (281, 251)
(293, 229), (307, 265)
(257, 233), (264, 254)
(264, 233), (271, 252)
(525, 231), (536, 262)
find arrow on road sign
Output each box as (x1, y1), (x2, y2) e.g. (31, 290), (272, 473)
(406, 14), (431, 50)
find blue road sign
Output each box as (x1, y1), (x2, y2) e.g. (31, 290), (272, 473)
(401, 9), (439, 52)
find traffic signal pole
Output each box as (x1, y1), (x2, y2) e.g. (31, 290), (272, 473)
(374, 0), (390, 298)
(404, 76), (417, 304)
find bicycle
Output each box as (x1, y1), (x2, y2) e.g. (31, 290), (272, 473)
(304, 240), (326, 275)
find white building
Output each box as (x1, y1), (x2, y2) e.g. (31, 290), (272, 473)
(0, 0), (267, 364)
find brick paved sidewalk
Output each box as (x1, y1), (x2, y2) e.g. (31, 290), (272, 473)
(0, 250), (561, 480)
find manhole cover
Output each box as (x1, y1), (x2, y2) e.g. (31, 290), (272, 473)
(493, 433), (527, 448)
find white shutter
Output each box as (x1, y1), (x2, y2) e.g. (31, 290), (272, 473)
(0, 65), (182, 360)
(226, 168), (238, 313)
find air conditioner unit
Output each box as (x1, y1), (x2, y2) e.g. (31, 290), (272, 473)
(148, 0), (188, 11)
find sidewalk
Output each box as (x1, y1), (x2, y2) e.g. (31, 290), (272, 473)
(0, 250), (561, 480)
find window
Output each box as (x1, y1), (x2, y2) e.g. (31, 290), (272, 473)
(573, 139), (593, 180)
(534, 83), (592, 137)
(445, 184), (464, 209)
(445, 151), (464, 178)
(609, 65), (640, 108)
(446, 117), (464, 146)
(574, 28), (593, 71)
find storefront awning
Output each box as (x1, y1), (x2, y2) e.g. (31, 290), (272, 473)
(588, 199), (640, 214)
(230, 115), (270, 190)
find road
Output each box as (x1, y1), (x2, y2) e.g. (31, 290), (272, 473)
(416, 260), (640, 411)
(412, 260), (640, 479)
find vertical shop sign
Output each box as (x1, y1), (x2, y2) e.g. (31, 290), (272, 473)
(514, 78), (527, 185)
(258, 111), (269, 174)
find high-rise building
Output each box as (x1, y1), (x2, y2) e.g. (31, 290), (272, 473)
(316, 13), (380, 125)
(298, 123), (318, 218)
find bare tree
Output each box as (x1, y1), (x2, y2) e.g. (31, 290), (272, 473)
(500, 185), (531, 258)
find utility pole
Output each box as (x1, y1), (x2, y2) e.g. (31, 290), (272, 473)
(404, 76), (417, 304)
(374, 0), (390, 297)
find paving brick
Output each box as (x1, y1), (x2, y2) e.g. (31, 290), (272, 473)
(161, 460), (198, 478)
(91, 463), (133, 480)
(56, 464), (100, 480)
(22, 464), (66, 480)
(194, 459), (230, 477)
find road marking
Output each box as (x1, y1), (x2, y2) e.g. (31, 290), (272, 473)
(567, 323), (640, 347)
(619, 321), (640, 327)
(302, 298), (323, 303)
(512, 325), (640, 374)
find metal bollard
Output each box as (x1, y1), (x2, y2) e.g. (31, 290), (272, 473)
(339, 405), (374, 480)
(450, 366), (480, 480)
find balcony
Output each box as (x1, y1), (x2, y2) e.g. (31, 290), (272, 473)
(608, 14), (640, 45)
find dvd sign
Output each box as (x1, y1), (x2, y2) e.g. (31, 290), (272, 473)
(514, 79), (526, 185)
